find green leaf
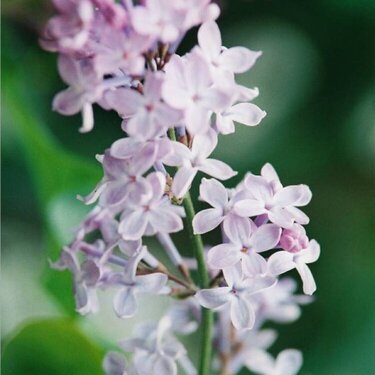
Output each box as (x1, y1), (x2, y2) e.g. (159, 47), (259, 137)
(2, 21), (100, 314)
(2, 319), (104, 375)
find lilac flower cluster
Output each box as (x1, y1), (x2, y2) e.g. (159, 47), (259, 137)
(42, 1), (320, 374)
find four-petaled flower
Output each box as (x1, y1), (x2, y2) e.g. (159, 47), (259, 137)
(111, 247), (169, 318)
(196, 265), (276, 330)
(208, 218), (281, 276)
(268, 240), (321, 295)
(163, 131), (237, 199)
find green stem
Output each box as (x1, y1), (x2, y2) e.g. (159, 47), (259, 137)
(183, 192), (213, 375)
(168, 127), (177, 141)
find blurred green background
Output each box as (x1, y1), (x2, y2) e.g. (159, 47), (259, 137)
(2, 0), (375, 374)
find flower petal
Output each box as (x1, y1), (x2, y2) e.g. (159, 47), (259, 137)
(195, 287), (231, 309)
(242, 276), (277, 295)
(149, 207), (184, 234)
(53, 88), (83, 115)
(220, 47), (261, 73)
(135, 273), (168, 294)
(273, 185), (312, 207)
(245, 174), (273, 203)
(154, 356), (177, 375)
(99, 180), (128, 206)
(198, 21), (222, 60)
(192, 208), (223, 234)
(229, 102), (266, 126)
(275, 349), (303, 375)
(172, 166), (197, 199)
(199, 178), (228, 209)
(223, 215), (251, 244)
(250, 224), (281, 252)
(191, 128), (217, 159)
(296, 239), (321, 264)
(199, 158), (237, 180)
(113, 287), (138, 318)
(118, 209), (148, 240)
(207, 243), (241, 269)
(242, 252), (267, 277)
(103, 352), (128, 375)
(230, 297), (255, 330)
(110, 137), (141, 159)
(105, 87), (142, 117)
(232, 198), (265, 217)
(295, 262), (316, 295)
(267, 251), (295, 276)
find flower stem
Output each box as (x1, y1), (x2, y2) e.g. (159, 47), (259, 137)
(183, 192), (213, 375)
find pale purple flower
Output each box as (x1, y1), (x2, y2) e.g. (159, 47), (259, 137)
(172, 0), (220, 31)
(40, 0), (94, 52)
(131, 0), (184, 43)
(93, 0), (128, 29)
(197, 21), (262, 81)
(103, 351), (133, 375)
(70, 206), (116, 245)
(106, 72), (182, 140)
(118, 172), (184, 240)
(268, 240), (321, 295)
(196, 265), (276, 330)
(244, 165), (312, 229)
(120, 318), (196, 375)
(252, 278), (312, 325)
(207, 218), (281, 276)
(192, 178), (262, 235)
(245, 349), (303, 375)
(118, 239), (159, 269)
(51, 248), (102, 314)
(228, 329), (277, 374)
(80, 149), (153, 207)
(165, 299), (200, 335)
(162, 51), (232, 134)
(93, 27), (152, 76)
(52, 55), (103, 132)
(260, 163), (283, 191)
(111, 247), (168, 318)
(163, 131), (237, 199)
(215, 101), (266, 135)
(110, 136), (172, 163)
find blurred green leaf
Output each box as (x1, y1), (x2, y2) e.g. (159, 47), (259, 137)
(2, 319), (104, 375)
(2, 21), (101, 314)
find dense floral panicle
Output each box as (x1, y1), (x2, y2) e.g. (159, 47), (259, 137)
(44, 2), (320, 373)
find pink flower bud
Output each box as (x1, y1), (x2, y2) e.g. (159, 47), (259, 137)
(279, 225), (309, 253)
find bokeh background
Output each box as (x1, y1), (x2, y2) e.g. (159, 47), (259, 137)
(2, 0), (375, 374)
